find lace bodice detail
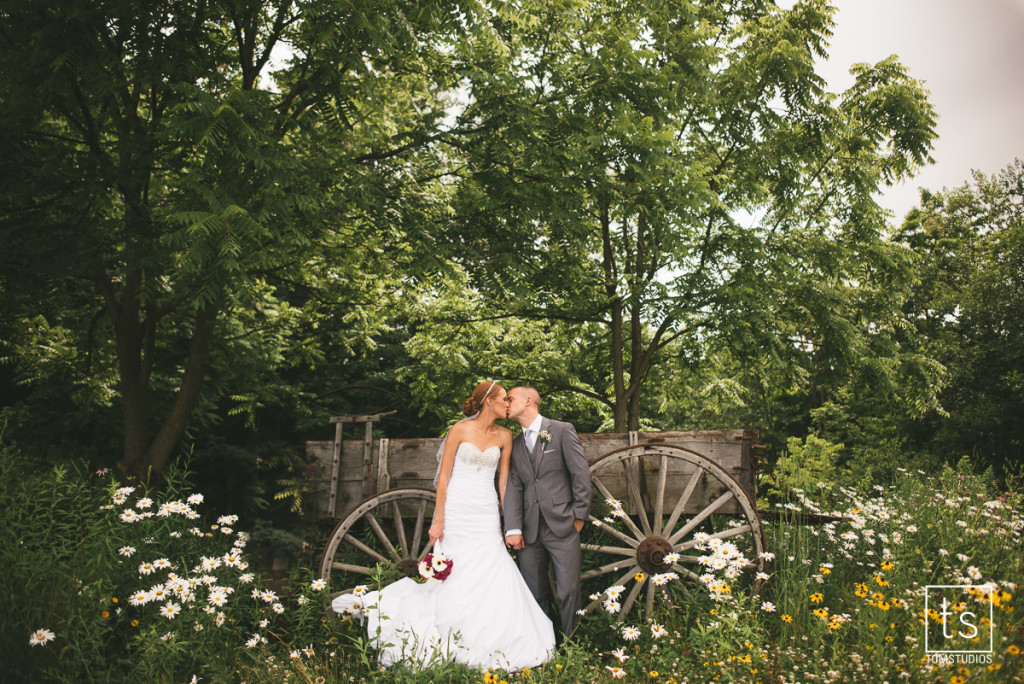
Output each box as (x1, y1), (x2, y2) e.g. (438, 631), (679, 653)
(454, 442), (500, 472)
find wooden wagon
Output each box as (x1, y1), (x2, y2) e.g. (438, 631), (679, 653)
(309, 416), (765, 621)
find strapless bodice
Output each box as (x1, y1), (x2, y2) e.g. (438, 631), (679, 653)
(453, 442), (500, 474)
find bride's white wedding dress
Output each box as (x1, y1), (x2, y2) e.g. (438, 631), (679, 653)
(332, 442), (555, 670)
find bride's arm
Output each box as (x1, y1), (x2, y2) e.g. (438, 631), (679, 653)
(430, 424), (463, 545)
(498, 430), (513, 509)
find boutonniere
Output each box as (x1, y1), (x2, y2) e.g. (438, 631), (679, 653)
(538, 429), (552, 444)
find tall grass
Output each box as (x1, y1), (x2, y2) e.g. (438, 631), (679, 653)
(2, 434), (1021, 682)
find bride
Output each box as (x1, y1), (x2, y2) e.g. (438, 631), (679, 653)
(332, 381), (555, 670)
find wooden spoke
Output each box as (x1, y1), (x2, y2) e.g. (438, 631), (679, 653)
(623, 456), (652, 537)
(662, 468), (703, 542)
(342, 533), (389, 565)
(652, 453), (668, 536)
(411, 499), (427, 559)
(670, 563), (703, 583)
(675, 524), (754, 552)
(591, 473), (646, 540)
(391, 501), (409, 557)
(364, 512), (400, 560)
(668, 491), (735, 545)
(644, 578), (655, 615)
(619, 574), (647, 617)
(666, 553), (703, 565)
(582, 565), (642, 615)
(581, 557), (639, 581)
(581, 544), (635, 557)
(588, 517), (640, 548)
(330, 561), (373, 575)
(590, 471), (617, 503)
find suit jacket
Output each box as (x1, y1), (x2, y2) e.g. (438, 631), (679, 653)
(504, 417), (591, 544)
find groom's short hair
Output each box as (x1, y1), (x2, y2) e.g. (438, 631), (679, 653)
(517, 386), (542, 409)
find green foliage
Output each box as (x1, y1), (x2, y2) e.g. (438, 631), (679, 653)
(895, 159), (1024, 480)
(0, 0), (477, 476)
(0, 436), (337, 682)
(442, 0), (937, 432)
(770, 434), (845, 496)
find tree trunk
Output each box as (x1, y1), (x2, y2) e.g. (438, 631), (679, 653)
(600, 193), (629, 432)
(117, 304), (218, 480)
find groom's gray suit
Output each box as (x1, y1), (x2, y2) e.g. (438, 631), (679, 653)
(504, 417), (591, 637)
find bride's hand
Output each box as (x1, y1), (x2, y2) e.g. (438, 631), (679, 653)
(428, 520), (443, 545)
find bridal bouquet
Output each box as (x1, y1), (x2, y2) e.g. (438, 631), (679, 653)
(418, 548), (454, 584)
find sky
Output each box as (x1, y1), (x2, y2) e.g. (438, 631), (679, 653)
(815, 0), (1024, 220)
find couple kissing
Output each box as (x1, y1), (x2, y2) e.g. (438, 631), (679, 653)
(333, 381), (591, 672)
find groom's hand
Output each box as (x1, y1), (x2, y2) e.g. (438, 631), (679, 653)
(573, 519), (584, 533)
(505, 533), (524, 550)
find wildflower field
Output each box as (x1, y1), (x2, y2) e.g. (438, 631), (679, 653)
(2, 441), (1022, 683)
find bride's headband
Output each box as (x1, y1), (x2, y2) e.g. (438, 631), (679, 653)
(477, 381), (497, 412)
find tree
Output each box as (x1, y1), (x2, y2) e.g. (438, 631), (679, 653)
(895, 159), (1024, 476)
(0, 0), (478, 477)
(442, 0), (937, 431)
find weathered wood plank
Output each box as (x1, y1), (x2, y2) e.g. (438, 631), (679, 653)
(307, 429), (759, 521)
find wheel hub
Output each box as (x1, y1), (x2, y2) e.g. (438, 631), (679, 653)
(396, 558), (419, 578)
(636, 536), (673, 574)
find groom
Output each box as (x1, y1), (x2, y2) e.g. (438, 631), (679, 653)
(504, 387), (591, 638)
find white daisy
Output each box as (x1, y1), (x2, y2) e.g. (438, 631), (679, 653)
(29, 628), (56, 646)
(128, 590), (150, 606)
(621, 624), (641, 640)
(159, 602), (182, 619)
(311, 578), (327, 592)
(605, 585), (625, 600)
(118, 546), (136, 557)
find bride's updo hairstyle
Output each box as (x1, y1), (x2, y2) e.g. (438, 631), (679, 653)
(462, 381), (504, 417)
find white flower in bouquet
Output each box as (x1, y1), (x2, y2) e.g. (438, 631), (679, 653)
(431, 554), (450, 573)
(418, 560), (435, 579)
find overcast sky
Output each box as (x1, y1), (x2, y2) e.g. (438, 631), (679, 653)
(816, 0), (1024, 220)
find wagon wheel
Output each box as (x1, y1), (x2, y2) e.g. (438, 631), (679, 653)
(318, 488), (436, 598)
(580, 444), (765, 621)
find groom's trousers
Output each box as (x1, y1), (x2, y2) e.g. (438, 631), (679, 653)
(518, 516), (582, 637)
